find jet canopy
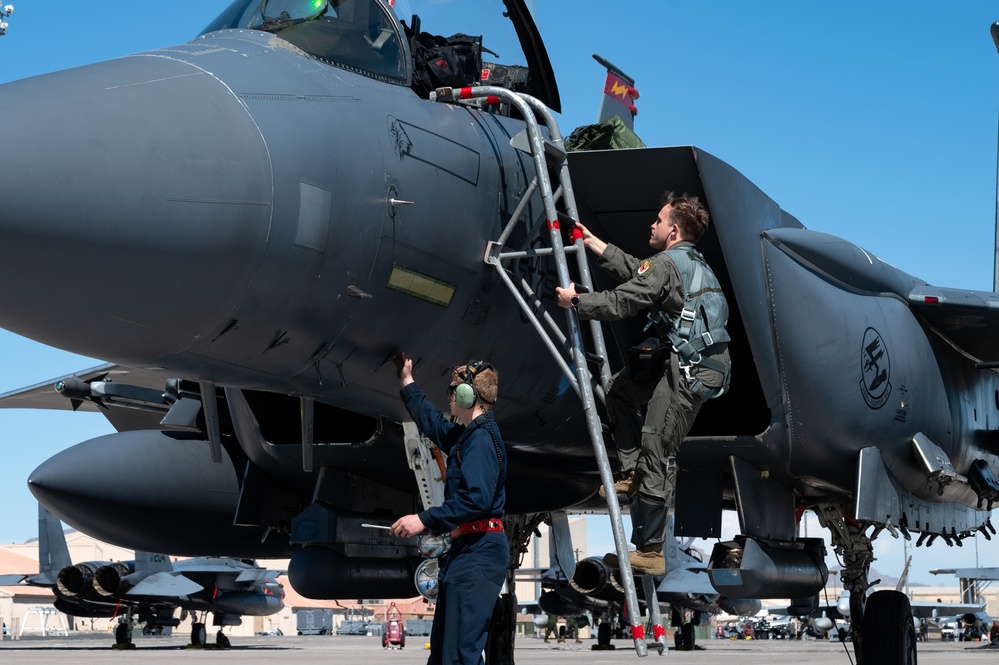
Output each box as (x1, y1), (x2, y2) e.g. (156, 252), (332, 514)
(203, 0), (560, 110)
(204, 0), (409, 84)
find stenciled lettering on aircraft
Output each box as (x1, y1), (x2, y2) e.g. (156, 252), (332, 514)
(860, 327), (892, 410)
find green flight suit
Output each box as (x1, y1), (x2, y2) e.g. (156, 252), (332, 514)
(576, 241), (728, 548)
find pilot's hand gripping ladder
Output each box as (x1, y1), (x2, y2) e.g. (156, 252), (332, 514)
(431, 84), (662, 657)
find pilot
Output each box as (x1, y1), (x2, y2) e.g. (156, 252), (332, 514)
(390, 353), (507, 665)
(555, 192), (729, 575)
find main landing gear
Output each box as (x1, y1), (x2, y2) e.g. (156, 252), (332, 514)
(817, 503), (916, 665)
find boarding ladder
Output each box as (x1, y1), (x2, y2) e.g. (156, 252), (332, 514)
(430, 85), (666, 657)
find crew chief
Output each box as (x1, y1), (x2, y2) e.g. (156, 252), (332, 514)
(390, 353), (508, 665)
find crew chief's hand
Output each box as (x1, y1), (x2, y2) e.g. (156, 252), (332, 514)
(394, 352), (414, 387)
(391, 514), (427, 538)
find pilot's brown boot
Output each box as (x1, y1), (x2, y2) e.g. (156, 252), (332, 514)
(628, 545), (665, 576)
(598, 470), (637, 499)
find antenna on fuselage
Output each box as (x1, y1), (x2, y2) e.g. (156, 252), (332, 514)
(992, 21), (999, 291)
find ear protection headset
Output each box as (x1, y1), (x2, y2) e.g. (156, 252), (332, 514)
(454, 360), (494, 410)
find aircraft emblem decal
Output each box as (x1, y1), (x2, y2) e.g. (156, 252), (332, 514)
(860, 327), (891, 409)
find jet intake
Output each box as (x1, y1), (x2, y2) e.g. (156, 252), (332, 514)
(288, 546), (418, 599)
(707, 536), (827, 599)
(569, 557), (624, 599)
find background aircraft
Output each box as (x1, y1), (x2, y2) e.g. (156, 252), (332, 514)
(565, 516), (760, 649)
(0, 2), (998, 664)
(0, 505), (284, 647)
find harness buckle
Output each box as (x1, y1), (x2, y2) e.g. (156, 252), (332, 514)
(700, 331), (714, 347)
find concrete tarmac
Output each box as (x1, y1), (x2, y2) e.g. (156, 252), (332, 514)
(0, 633), (995, 664)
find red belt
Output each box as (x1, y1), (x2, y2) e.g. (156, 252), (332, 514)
(450, 518), (504, 540)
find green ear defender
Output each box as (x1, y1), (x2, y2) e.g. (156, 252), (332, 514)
(454, 380), (477, 409)
(454, 360), (494, 409)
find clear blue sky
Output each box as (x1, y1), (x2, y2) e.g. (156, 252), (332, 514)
(0, 1), (998, 586)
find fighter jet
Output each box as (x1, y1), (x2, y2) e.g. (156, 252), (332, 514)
(0, 1), (997, 663)
(566, 516), (761, 650)
(0, 504), (285, 647)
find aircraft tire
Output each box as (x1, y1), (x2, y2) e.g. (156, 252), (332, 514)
(114, 622), (130, 646)
(191, 622), (207, 646)
(216, 631), (231, 648)
(861, 590), (916, 665)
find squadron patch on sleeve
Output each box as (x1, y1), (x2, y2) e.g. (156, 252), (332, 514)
(637, 259), (654, 277)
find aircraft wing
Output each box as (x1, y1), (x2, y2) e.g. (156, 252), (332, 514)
(908, 601), (986, 619)
(657, 567), (717, 596)
(0, 363), (174, 431)
(0, 363), (119, 412)
(234, 569), (284, 583)
(0, 574), (30, 586)
(909, 286), (999, 363)
(126, 571), (203, 597)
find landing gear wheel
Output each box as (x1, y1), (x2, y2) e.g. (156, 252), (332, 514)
(191, 622), (207, 646)
(861, 590), (917, 665)
(114, 622), (131, 646)
(216, 631), (231, 648)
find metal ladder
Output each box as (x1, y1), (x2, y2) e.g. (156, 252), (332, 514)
(430, 85), (666, 657)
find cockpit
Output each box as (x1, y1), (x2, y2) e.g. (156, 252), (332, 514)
(202, 0), (559, 110)
(203, 0), (408, 84)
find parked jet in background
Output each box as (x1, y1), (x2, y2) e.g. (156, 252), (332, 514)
(567, 517), (761, 649)
(1, 2), (998, 663)
(0, 505), (284, 646)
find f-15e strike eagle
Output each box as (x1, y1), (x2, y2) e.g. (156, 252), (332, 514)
(1, 1), (998, 662)
(0, 505), (283, 647)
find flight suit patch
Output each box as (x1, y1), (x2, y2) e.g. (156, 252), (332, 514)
(637, 259), (654, 277)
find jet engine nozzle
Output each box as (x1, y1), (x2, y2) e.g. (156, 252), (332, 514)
(568, 557), (623, 599)
(707, 536), (828, 599)
(93, 562), (135, 597)
(288, 545), (419, 599)
(56, 562), (102, 598)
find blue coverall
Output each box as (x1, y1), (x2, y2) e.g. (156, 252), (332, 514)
(400, 383), (509, 665)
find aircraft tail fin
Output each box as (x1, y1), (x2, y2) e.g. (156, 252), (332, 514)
(37, 503), (72, 582)
(134, 551), (173, 574)
(592, 54), (639, 130)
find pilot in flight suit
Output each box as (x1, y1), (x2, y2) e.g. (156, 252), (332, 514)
(556, 192), (728, 576)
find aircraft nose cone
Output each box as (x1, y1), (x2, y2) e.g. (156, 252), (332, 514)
(0, 53), (272, 361)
